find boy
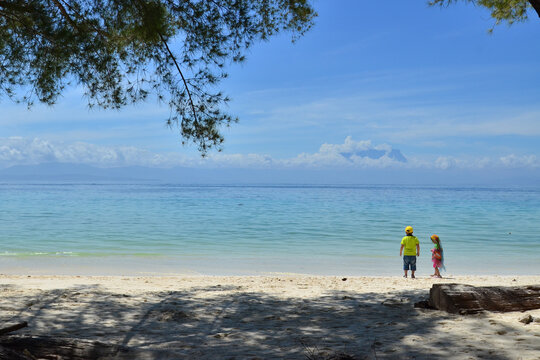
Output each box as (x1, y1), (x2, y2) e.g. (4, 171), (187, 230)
(399, 226), (420, 278)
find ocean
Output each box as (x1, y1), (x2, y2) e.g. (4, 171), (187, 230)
(1, 183), (539, 276)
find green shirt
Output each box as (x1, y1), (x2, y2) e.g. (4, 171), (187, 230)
(401, 235), (419, 256)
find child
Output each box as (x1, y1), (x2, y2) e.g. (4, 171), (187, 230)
(399, 226), (419, 278)
(430, 234), (445, 278)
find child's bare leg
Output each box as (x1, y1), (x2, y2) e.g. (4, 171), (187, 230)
(411, 271), (415, 279)
(435, 267), (441, 278)
(403, 270), (408, 278)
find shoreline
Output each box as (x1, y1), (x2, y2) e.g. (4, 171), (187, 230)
(1, 274), (539, 359)
(2, 273), (539, 292)
(2, 254), (539, 277)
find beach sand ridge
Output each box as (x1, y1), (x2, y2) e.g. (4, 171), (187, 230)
(1, 275), (539, 359)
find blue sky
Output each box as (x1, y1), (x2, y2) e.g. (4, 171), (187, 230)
(1, 0), (540, 179)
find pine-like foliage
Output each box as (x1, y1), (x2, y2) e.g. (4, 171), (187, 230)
(0, 0), (316, 153)
(429, 0), (540, 27)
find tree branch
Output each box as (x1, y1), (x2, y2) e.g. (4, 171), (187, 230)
(50, 0), (78, 29)
(158, 32), (199, 126)
(0, 10), (58, 44)
(57, 0), (109, 38)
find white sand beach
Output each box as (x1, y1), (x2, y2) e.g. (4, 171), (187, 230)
(1, 274), (539, 359)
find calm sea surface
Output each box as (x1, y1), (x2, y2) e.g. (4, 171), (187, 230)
(1, 183), (539, 275)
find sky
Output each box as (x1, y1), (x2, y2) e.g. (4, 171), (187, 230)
(1, 0), (540, 182)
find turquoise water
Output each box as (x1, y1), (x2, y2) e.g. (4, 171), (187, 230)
(1, 183), (539, 275)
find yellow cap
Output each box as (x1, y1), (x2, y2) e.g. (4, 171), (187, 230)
(405, 226), (413, 234)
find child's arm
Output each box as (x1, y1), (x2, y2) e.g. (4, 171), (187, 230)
(416, 244), (420, 256)
(399, 244), (404, 256)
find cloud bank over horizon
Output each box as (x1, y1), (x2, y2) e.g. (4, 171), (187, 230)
(0, 137), (538, 171)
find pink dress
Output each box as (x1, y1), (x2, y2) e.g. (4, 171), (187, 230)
(431, 245), (444, 269)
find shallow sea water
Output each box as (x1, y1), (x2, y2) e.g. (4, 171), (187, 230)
(1, 183), (539, 275)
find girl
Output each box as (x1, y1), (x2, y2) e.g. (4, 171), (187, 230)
(430, 234), (445, 278)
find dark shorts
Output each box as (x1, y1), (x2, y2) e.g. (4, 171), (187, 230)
(403, 255), (417, 271)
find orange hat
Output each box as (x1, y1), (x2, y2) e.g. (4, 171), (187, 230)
(431, 234), (439, 241)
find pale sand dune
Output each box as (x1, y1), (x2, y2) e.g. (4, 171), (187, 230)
(1, 275), (539, 359)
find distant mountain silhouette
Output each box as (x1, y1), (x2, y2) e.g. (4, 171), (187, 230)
(0, 163), (160, 182)
(339, 148), (407, 163)
(1, 162), (538, 185)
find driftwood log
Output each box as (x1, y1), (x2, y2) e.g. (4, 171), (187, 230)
(428, 283), (540, 314)
(0, 336), (177, 360)
(0, 322), (31, 359)
(0, 322), (27, 337)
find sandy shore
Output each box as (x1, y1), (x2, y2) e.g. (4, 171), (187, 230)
(1, 274), (539, 359)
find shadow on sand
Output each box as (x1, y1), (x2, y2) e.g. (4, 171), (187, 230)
(0, 282), (528, 359)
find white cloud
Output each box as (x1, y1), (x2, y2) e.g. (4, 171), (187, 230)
(434, 156), (457, 170)
(500, 154), (539, 168)
(281, 137), (406, 168)
(206, 153), (275, 168)
(433, 156), (507, 170)
(0, 136), (407, 169)
(0, 137), (538, 171)
(0, 137), (190, 168)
